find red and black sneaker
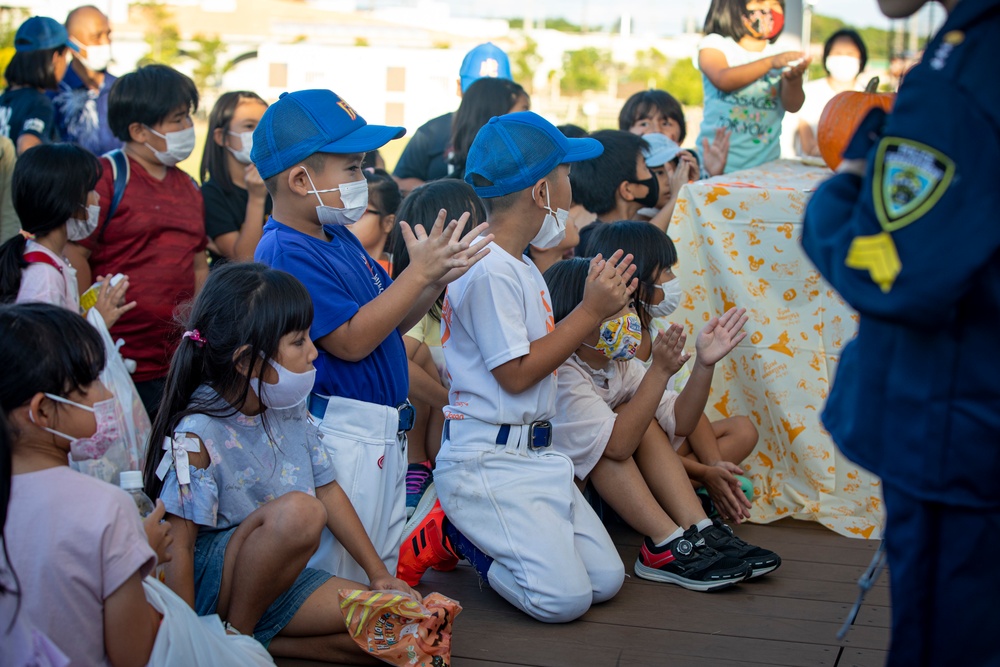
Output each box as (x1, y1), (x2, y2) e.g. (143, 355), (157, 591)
(634, 527), (750, 591)
(396, 498), (459, 586)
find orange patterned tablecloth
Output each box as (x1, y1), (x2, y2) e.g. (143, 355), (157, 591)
(670, 159), (883, 538)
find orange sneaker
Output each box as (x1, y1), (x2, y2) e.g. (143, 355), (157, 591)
(396, 498), (458, 586)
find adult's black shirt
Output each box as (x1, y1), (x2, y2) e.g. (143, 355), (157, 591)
(202, 177), (272, 265)
(393, 111), (453, 182)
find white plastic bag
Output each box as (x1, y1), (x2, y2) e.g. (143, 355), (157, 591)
(71, 311), (150, 485)
(142, 576), (275, 666)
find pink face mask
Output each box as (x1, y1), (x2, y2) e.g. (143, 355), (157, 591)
(30, 393), (123, 461)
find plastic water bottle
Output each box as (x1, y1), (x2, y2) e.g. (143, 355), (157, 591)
(119, 470), (154, 516)
(120, 470), (167, 582)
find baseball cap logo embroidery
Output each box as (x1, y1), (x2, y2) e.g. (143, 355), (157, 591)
(338, 98), (358, 121)
(478, 58), (500, 78)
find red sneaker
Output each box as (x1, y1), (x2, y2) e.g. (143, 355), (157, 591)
(396, 499), (458, 586)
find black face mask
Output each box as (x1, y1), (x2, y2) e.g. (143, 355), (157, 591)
(631, 175), (660, 209)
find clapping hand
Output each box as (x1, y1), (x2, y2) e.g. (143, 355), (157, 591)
(582, 250), (638, 320)
(651, 324), (690, 377)
(399, 209), (493, 288)
(694, 307), (748, 367)
(700, 129), (730, 178)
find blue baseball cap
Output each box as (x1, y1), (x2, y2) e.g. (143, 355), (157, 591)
(641, 133), (682, 168)
(459, 42), (512, 93)
(15, 16), (79, 53)
(251, 89), (405, 180)
(465, 111), (604, 199)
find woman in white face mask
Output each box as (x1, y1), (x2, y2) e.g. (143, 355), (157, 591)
(0, 143), (134, 328)
(794, 29), (869, 158)
(200, 91), (271, 264)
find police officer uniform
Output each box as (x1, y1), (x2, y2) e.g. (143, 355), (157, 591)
(802, 1), (1000, 664)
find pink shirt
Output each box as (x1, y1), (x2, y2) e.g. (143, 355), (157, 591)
(6, 466), (156, 667)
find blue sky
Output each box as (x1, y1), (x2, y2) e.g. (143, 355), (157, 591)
(435, 0), (945, 35)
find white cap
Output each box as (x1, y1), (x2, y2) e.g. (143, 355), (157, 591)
(119, 470), (144, 490)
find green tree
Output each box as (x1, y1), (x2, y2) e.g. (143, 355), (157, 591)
(664, 58), (703, 106)
(510, 36), (542, 93)
(188, 34), (228, 91)
(622, 47), (670, 89)
(560, 47), (611, 95)
(809, 13), (926, 64)
(136, 2), (183, 66)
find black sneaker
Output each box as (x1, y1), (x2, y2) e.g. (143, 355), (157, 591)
(634, 527), (750, 591)
(699, 520), (782, 579)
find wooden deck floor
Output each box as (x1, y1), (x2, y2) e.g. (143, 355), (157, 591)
(280, 519), (889, 667)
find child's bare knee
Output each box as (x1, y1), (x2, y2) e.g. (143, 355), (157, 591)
(734, 416), (759, 446)
(270, 491), (326, 544)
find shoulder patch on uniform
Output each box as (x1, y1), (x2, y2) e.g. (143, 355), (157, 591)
(22, 118), (45, 134)
(873, 137), (955, 232)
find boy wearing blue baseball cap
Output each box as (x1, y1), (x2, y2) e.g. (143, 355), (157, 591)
(0, 16), (79, 154)
(252, 89), (491, 585)
(430, 111), (635, 622)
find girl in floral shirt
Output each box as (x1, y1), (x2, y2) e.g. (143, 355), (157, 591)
(143, 262), (416, 663)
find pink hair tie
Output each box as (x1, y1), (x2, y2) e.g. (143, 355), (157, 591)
(18, 229), (35, 241)
(182, 329), (207, 346)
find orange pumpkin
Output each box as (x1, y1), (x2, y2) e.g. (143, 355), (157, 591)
(817, 77), (896, 170)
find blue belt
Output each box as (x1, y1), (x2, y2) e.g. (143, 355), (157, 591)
(307, 394), (415, 433)
(444, 420), (552, 449)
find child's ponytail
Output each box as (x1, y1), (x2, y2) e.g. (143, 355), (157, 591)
(0, 235), (28, 303)
(143, 333), (210, 499)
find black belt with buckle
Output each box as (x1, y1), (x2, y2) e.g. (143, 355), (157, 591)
(307, 394), (415, 433)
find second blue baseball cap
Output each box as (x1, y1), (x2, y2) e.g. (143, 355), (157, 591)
(251, 89), (405, 180)
(465, 112), (604, 199)
(459, 42), (512, 93)
(15, 16), (79, 53)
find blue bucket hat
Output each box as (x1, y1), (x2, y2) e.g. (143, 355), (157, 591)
(251, 89), (405, 181)
(14, 16), (79, 53)
(464, 111), (604, 199)
(459, 42), (512, 93)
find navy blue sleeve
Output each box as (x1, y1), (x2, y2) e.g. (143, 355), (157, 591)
(393, 125), (434, 180)
(801, 69), (1000, 328)
(18, 94), (56, 140)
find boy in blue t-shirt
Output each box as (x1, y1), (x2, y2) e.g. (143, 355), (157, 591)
(253, 89), (491, 584)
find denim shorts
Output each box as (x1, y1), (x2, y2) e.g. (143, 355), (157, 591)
(194, 526), (332, 644)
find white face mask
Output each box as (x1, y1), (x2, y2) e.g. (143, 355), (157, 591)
(227, 130), (253, 165)
(250, 358), (317, 410)
(144, 125), (196, 167)
(66, 203), (101, 241)
(301, 167), (368, 226)
(530, 185), (568, 250)
(647, 279), (683, 318)
(75, 42), (112, 72)
(826, 56), (861, 83)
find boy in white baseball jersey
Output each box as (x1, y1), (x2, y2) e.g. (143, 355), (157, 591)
(433, 112), (636, 622)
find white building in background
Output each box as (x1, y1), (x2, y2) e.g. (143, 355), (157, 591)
(4, 0), (809, 132)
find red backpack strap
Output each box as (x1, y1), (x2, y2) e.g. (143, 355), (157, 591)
(23, 251), (64, 275)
